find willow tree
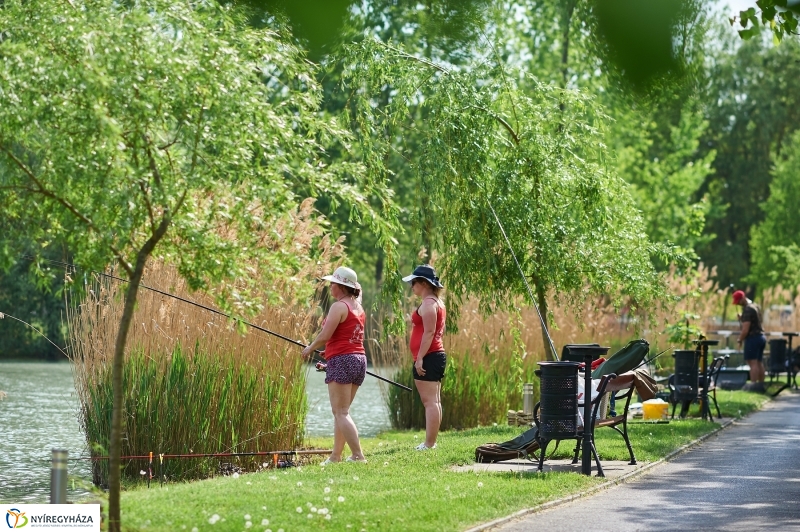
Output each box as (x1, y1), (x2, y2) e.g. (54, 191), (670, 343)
(340, 40), (668, 356)
(0, 1), (397, 529)
(748, 130), (800, 292)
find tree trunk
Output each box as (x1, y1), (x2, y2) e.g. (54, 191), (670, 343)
(107, 260), (146, 532)
(536, 282), (555, 361)
(108, 218), (169, 532)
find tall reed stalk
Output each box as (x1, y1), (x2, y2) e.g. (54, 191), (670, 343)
(66, 200), (341, 484)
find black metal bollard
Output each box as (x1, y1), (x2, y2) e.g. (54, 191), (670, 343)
(50, 449), (68, 504)
(582, 353), (593, 475)
(694, 339), (719, 421)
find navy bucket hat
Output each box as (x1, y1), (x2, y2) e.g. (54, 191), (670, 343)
(402, 264), (444, 288)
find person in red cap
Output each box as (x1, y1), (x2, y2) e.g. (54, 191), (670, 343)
(733, 290), (766, 391)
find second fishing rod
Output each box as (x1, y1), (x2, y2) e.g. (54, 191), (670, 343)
(24, 255), (411, 392)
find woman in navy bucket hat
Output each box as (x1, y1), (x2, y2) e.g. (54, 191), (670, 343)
(403, 264), (446, 450)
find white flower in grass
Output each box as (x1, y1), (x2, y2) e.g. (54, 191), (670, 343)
(278, 529), (284, 532)
(262, 506), (267, 511)
(383, 462), (389, 466)
(261, 518), (269, 526)
(311, 507), (317, 513)
(306, 514), (313, 519)
(306, 502), (313, 508)
(329, 478), (334, 484)
(296, 507), (303, 513)
(445, 486), (450, 491)
(297, 481), (303, 487)
(208, 514), (221, 525)
(378, 442), (383, 447)
(245, 521), (252, 529)
(413, 435), (418, 439)
(181, 526), (186, 530)
(477, 482), (484, 488)
(244, 515), (251, 521)
(232, 472), (240, 479)
(338, 496), (345, 503)
(246, 481), (252, 485)
(324, 497), (330, 502)
(325, 515), (332, 520)
(324, 487), (331, 493)
(269, 476), (277, 480)
(352, 476), (359, 481)
(192, 528), (199, 532)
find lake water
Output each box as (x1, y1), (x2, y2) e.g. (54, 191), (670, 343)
(0, 361), (395, 503)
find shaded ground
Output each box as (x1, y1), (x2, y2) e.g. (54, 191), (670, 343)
(492, 390), (800, 532)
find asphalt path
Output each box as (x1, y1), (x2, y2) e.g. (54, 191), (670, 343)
(497, 390), (800, 532)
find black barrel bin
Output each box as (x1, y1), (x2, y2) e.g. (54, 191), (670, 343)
(535, 362), (580, 440)
(673, 349), (699, 401)
(768, 338), (787, 377)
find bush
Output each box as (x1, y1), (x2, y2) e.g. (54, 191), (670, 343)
(387, 352), (539, 430)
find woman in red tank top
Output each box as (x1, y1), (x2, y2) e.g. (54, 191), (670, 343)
(402, 264), (446, 451)
(302, 266), (367, 464)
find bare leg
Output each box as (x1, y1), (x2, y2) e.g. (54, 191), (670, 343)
(414, 379), (442, 448)
(328, 382), (365, 461)
(757, 360), (766, 383)
(747, 360), (760, 384)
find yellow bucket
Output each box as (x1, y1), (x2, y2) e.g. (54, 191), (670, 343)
(642, 400), (669, 420)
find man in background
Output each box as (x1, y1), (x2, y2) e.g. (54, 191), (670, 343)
(734, 290), (766, 392)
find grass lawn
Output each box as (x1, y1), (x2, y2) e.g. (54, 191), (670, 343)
(116, 389), (771, 532)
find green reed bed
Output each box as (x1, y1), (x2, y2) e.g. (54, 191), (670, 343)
(387, 352), (539, 430)
(83, 345), (307, 486)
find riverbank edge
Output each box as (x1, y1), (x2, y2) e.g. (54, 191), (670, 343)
(464, 416), (738, 532)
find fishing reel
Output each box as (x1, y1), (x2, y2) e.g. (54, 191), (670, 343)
(315, 362), (327, 372)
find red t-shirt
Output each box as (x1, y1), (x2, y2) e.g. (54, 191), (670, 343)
(409, 297), (445, 361)
(323, 300), (365, 360)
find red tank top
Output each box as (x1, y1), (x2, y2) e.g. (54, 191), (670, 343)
(409, 297), (445, 361)
(324, 300), (365, 360)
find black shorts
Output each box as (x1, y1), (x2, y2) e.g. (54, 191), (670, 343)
(413, 351), (447, 382)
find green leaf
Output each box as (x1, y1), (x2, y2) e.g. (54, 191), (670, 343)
(739, 28), (757, 39)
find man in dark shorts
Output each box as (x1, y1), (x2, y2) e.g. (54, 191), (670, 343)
(734, 290), (766, 392)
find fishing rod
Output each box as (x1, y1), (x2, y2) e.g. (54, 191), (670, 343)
(634, 347), (672, 371)
(66, 449), (333, 461)
(485, 202), (559, 361)
(20, 255), (412, 392)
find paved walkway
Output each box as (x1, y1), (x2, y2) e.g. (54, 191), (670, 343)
(487, 390), (800, 531)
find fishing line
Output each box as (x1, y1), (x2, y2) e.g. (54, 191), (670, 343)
(65, 449), (333, 461)
(485, 201), (559, 361)
(0, 311), (69, 357)
(19, 255), (412, 392)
